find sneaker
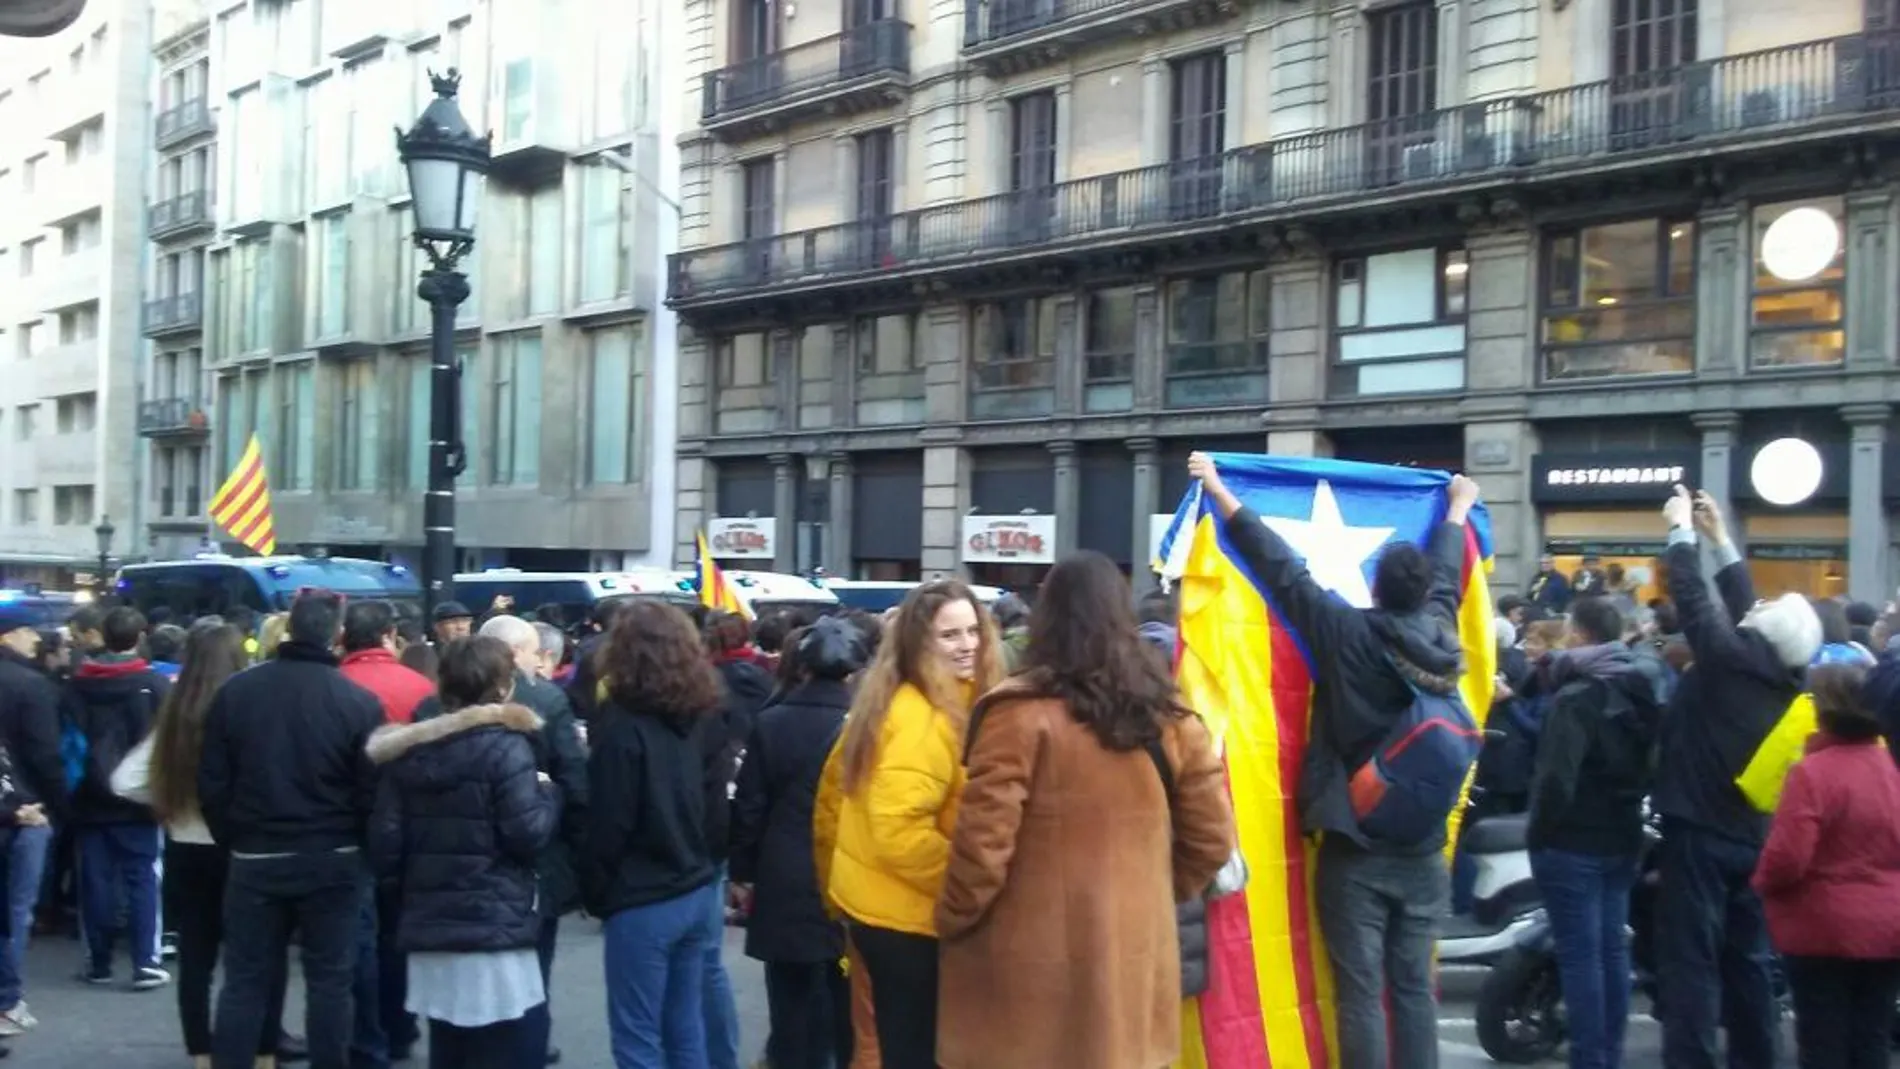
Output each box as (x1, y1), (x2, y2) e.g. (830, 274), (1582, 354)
(131, 966), (171, 991)
(78, 965), (112, 986)
(0, 1003), (34, 1031)
(0, 1019), (18, 1039)
(161, 933), (179, 960)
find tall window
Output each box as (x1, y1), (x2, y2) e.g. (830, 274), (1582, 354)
(237, 239), (274, 353)
(279, 363), (315, 489)
(731, 0), (777, 62)
(314, 212), (350, 339)
(1366, 4), (1438, 182)
(1750, 197), (1846, 369)
(1610, 0), (1696, 145)
(307, 75), (350, 205)
(405, 354), (429, 490)
(714, 332), (776, 434)
(503, 59), (534, 141)
(1332, 247), (1468, 396)
(1009, 92), (1057, 192)
(1166, 271), (1269, 407)
(336, 360), (380, 490)
(741, 157), (775, 240)
(458, 344), (480, 489)
(490, 333), (543, 486)
(854, 314), (924, 426)
(586, 324), (643, 484)
(579, 164), (629, 305)
(1083, 287), (1137, 413)
(970, 298), (1056, 419)
(1541, 218), (1696, 381)
(526, 185), (562, 316)
(53, 485), (95, 526)
(1169, 53), (1225, 216)
(856, 129), (894, 220)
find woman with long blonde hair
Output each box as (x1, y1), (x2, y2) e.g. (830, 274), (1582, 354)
(811, 580), (1004, 1069)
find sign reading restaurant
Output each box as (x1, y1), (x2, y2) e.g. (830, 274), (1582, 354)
(1542, 464), (1687, 488)
(1530, 451), (1702, 505)
(962, 514), (1057, 566)
(706, 517), (777, 560)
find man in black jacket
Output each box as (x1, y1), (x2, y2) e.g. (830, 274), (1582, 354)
(1191, 453), (1478, 1069)
(1524, 596), (1666, 1069)
(1655, 487), (1819, 1069)
(475, 614), (590, 1067)
(0, 608), (67, 1031)
(200, 592), (383, 1069)
(65, 606), (169, 991)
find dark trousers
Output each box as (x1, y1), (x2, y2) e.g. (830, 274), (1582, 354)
(850, 924), (939, 1069)
(77, 822), (163, 972)
(166, 841), (284, 1057)
(1784, 957), (1900, 1069)
(1313, 840), (1446, 1069)
(1533, 849), (1640, 1069)
(427, 1015), (537, 1069)
(763, 959), (852, 1069)
(351, 892), (389, 1069)
(376, 884), (417, 1058)
(520, 914), (560, 1061)
(1656, 820), (1778, 1069)
(211, 850), (366, 1069)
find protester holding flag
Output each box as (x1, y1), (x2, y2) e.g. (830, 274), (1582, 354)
(936, 552), (1235, 1069)
(812, 580), (1004, 1069)
(1186, 452), (1483, 1069)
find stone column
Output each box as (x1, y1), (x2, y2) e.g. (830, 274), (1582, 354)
(1846, 189), (1896, 370)
(1465, 420), (1537, 592)
(674, 451), (708, 567)
(1222, 40), (1245, 151)
(828, 453), (855, 577)
(987, 100), (1010, 195)
(1694, 205), (1747, 376)
(1053, 295), (1080, 415)
(769, 328), (797, 431)
(1053, 85), (1073, 185)
(922, 445), (967, 577)
(1267, 257), (1326, 405)
(1465, 230), (1536, 391)
(834, 135), (855, 220)
(771, 452), (797, 573)
(1846, 403), (1891, 603)
(829, 323), (854, 428)
(1267, 427), (1332, 457)
(1132, 286), (1163, 409)
(1326, 5), (1364, 129)
(1130, 437), (1160, 595)
(891, 122), (910, 213)
(1140, 58), (1168, 167)
(1695, 410), (1743, 552)
(923, 303), (968, 424)
(1050, 440), (1079, 557)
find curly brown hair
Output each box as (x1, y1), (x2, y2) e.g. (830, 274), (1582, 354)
(597, 600), (723, 724)
(1020, 551), (1189, 751)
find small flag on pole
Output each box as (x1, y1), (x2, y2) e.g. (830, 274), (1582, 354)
(209, 434), (278, 556)
(696, 530), (751, 619)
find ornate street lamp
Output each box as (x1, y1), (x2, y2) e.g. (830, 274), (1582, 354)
(396, 69), (490, 627)
(93, 514), (114, 597)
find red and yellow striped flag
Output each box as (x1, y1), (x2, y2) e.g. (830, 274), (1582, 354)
(209, 434), (277, 556)
(696, 530), (751, 620)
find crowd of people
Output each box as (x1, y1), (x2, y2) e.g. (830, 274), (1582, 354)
(0, 458), (1895, 1069)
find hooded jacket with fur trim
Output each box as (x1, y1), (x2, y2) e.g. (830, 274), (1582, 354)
(367, 702), (557, 954)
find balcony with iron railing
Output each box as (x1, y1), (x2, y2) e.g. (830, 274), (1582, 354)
(138, 397), (211, 438)
(149, 190), (214, 240)
(143, 292), (204, 338)
(963, 0), (1242, 74)
(154, 98), (214, 149)
(701, 19), (911, 141)
(673, 30), (1900, 307)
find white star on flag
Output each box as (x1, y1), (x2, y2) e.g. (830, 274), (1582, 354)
(1260, 479), (1397, 609)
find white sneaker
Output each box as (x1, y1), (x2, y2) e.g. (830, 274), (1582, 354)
(132, 966), (171, 991)
(0, 1001), (29, 1035)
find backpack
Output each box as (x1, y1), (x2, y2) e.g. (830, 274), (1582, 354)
(1347, 662), (1484, 845)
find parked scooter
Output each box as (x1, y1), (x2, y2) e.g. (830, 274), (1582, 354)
(1439, 812), (1543, 968)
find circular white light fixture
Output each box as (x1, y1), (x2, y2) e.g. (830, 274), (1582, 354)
(1760, 206), (1841, 284)
(1750, 437), (1825, 507)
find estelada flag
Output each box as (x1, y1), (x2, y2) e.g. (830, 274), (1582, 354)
(696, 530), (752, 620)
(1155, 453), (1496, 1069)
(208, 433), (277, 557)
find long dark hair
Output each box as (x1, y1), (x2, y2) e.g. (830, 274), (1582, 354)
(1020, 551), (1189, 751)
(148, 624), (248, 824)
(598, 601), (723, 725)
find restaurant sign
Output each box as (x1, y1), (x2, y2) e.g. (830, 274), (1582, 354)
(706, 517), (776, 560)
(962, 514), (1057, 565)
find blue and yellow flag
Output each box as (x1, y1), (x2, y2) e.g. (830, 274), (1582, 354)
(1156, 453), (1496, 1069)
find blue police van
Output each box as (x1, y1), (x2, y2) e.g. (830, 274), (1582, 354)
(115, 555), (422, 620)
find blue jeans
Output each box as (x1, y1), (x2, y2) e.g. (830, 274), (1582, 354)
(604, 882), (718, 1069)
(5, 823), (50, 994)
(77, 823), (163, 973)
(1532, 849), (1639, 1069)
(704, 867), (740, 1069)
(351, 893), (388, 1069)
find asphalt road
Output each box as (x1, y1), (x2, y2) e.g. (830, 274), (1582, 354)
(0, 924), (1769, 1068)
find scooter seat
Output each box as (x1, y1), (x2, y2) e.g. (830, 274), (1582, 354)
(1463, 814), (1529, 855)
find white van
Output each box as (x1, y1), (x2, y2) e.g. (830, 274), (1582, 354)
(674, 569), (841, 619)
(821, 579), (1006, 614)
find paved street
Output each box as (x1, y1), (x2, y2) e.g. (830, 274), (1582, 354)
(0, 923), (1760, 1067)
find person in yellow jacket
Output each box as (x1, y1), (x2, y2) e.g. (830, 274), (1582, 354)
(811, 579), (1005, 1069)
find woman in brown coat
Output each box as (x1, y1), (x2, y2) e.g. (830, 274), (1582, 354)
(936, 551), (1237, 1069)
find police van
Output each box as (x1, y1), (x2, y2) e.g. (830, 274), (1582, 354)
(451, 569), (699, 627)
(820, 580), (1006, 614)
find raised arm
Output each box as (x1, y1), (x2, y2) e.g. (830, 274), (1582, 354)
(1423, 475), (1481, 629)
(1694, 489), (1755, 624)
(1662, 485), (1749, 668)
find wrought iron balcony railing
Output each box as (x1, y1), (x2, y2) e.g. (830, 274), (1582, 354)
(138, 397), (210, 437)
(702, 19), (911, 122)
(672, 31), (1897, 304)
(154, 98), (213, 148)
(965, 0), (1201, 48)
(143, 293), (203, 337)
(149, 190), (213, 239)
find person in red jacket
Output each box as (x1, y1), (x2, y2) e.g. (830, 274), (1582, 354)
(1753, 659), (1900, 1069)
(338, 601), (435, 726)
